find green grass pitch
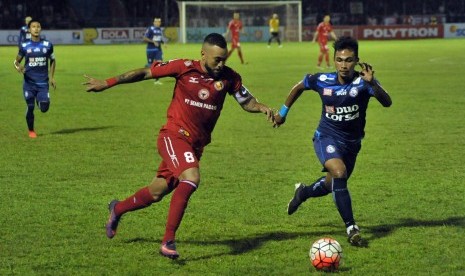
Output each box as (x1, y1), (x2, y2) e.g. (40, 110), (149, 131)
(1, 39), (464, 275)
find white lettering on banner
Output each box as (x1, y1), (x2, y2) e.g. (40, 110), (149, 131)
(364, 27), (438, 38)
(102, 30), (129, 39)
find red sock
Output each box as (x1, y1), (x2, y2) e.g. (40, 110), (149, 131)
(114, 187), (154, 216)
(162, 180), (197, 243)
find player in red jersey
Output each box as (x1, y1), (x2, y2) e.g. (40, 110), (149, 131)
(312, 15), (338, 68)
(224, 12), (245, 64)
(83, 33), (274, 259)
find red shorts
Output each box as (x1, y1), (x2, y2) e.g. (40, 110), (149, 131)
(319, 41), (329, 52)
(231, 36), (241, 48)
(156, 129), (203, 184)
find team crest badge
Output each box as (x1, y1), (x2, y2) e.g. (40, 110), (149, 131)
(326, 145), (336, 154)
(42, 48), (47, 53)
(349, 87), (358, 97)
(198, 89), (210, 100)
(214, 81), (224, 91)
(323, 88), (332, 96)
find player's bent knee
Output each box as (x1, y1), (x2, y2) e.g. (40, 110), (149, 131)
(39, 101), (50, 112)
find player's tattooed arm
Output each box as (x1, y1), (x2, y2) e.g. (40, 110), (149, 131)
(83, 68), (152, 92)
(235, 86), (274, 123)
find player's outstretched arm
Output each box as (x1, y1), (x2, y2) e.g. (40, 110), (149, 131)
(241, 97), (275, 123)
(274, 81), (305, 128)
(83, 67), (152, 92)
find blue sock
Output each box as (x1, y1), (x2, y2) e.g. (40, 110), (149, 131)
(26, 105), (35, 131)
(301, 176), (330, 200)
(332, 178), (355, 227)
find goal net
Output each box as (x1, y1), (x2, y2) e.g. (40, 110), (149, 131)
(177, 1), (302, 43)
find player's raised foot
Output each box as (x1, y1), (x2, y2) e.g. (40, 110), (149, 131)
(160, 240), (179, 259)
(287, 183), (306, 215)
(347, 225), (363, 246)
(106, 200), (121, 239)
(28, 130), (37, 138)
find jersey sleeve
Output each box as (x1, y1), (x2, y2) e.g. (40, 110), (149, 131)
(302, 73), (318, 91)
(150, 59), (187, 79)
(144, 27), (152, 39)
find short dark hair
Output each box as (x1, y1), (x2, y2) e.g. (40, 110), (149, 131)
(204, 33), (227, 49)
(333, 36), (358, 57)
(28, 19), (40, 28)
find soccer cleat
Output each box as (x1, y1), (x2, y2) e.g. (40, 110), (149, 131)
(287, 183), (306, 215)
(28, 130), (37, 138)
(106, 200), (121, 239)
(160, 240), (179, 259)
(347, 225), (363, 246)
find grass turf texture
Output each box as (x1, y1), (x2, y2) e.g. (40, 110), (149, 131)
(1, 39), (464, 275)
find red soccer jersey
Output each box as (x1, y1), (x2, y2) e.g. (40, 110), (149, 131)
(316, 22), (333, 44)
(150, 59), (242, 148)
(228, 19), (243, 39)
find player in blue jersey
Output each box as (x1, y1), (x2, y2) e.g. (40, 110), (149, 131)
(143, 17), (165, 84)
(18, 16), (32, 47)
(274, 36), (392, 246)
(14, 19), (56, 138)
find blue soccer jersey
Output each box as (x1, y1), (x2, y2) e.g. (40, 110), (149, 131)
(303, 72), (377, 141)
(144, 26), (163, 50)
(18, 39), (55, 87)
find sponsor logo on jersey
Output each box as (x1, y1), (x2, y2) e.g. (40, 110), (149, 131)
(198, 89), (210, 100)
(325, 104), (360, 122)
(349, 87), (358, 97)
(189, 77), (199, 83)
(323, 88), (332, 96)
(326, 145), (336, 153)
(335, 89), (347, 96)
(214, 81), (224, 91)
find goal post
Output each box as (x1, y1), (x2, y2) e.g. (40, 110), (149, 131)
(177, 1), (302, 43)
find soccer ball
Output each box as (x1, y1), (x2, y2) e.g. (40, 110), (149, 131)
(309, 237), (343, 272)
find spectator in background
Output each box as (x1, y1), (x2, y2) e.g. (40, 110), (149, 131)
(18, 16), (32, 47)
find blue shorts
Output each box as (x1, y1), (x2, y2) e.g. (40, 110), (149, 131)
(23, 84), (50, 104)
(312, 131), (361, 178)
(146, 49), (163, 64)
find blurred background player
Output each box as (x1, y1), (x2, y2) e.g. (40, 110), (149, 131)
(224, 12), (245, 64)
(274, 36), (392, 246)
(14, 19), (56, 138)
(143, 17), (164, 84)
(83, 33), (275, 259)
(18, 16), (32, 47)
(312, 15), (337, 68)
(267, 13), (282, 48)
